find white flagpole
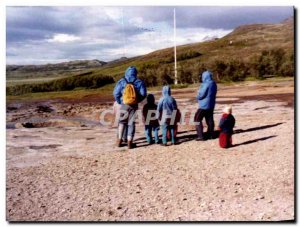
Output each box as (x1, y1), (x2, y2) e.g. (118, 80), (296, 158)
(174, 8), (178, 85)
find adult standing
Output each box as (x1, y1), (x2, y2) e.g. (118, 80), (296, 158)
(194, 70), (217, 141)
(113, 66), (147, 149)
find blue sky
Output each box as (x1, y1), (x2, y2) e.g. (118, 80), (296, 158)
(6, 6), (293, 65)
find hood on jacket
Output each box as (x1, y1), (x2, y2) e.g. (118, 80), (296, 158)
(125, 66), (137, 82)
(201, 71), (213, 83)
(147, 94), (155, 104)
(162, 85), (171, 96)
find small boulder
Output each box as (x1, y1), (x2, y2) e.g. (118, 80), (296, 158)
(36, 105), (53, 113)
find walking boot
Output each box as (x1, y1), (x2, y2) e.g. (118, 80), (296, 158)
(116, 139), (122, 147)
(128, 140), (135, 149)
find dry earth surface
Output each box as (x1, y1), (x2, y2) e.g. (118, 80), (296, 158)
(6, 80), (294, 221)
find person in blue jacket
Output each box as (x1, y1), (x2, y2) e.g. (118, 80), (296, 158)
(113, 66), (147, 149)
(194, 70), (217, 140)
(157, 85), (178, 145)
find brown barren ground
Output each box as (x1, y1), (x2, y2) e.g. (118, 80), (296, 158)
(6, 80), (294, 221)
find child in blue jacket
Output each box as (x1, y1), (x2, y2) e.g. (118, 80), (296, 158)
(157, 86), (178, 146)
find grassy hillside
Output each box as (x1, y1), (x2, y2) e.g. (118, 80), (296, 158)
(6, 59), (106, 79)
(93, 17), (293, 78)
(6, 17), (294, 97)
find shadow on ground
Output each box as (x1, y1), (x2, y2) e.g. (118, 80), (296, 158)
(234, 123), (283, 134)
(232, 135), (277, 147)
(132, 122), (283, 148)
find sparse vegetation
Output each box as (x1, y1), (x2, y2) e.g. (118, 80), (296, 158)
(6, 74), (114, 96)
(209, 60), (250, 82)
(160, 50), (202, 64)
(250, 49), (294, 78)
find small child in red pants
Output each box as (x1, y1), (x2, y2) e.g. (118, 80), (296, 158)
(218, 106), (235, 148)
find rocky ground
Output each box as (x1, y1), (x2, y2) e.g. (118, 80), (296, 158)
(6, 79), (294, 221)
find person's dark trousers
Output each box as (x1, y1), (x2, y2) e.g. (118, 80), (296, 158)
(194, 108), (215, 139)
(119, 104), (138, 141)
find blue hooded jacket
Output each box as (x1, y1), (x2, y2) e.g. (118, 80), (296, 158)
(197, 71), (217, 110)
(157, 86), (177, 116)
(113, 66), (147, 105)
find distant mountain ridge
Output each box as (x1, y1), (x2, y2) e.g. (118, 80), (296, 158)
(6, 59), (107, 74)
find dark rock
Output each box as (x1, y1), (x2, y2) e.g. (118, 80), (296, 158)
(29, 144), (62, 150)
(22, 122), (35, 128)
(36, 105), (53, 113)
(7, 106), (18, 111)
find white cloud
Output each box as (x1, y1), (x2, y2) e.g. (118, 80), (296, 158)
(104, 46), (155, 59)
(128, 17), (144, 26)
(47, 33), (81, 43)
(104, 7), (123, 23)
(176, 28), (232, 45)
(84, 38), (112, 45)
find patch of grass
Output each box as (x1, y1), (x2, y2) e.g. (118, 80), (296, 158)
(217, 80), (237, 86)
(6, 83), (115, 103)
(6, 76), (71, 87)
(7, 74), (114, 96)
(170, 84), (189, 89)
(244, 76), (260, 81)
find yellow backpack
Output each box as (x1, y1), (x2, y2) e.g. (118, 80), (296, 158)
(123, 78), (137, 105)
